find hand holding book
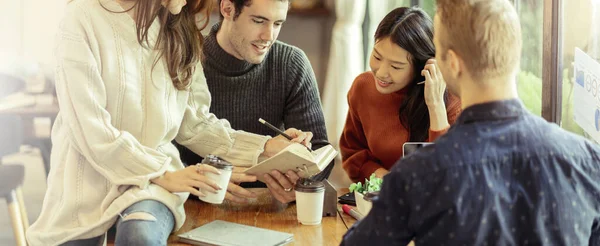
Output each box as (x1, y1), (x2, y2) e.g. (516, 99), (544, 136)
(245, 143), (338, 182)
(262, 169), (302, 203)
(262, 128), (313, 157)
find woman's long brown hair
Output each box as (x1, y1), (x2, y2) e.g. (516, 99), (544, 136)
(102, 0), (213, 90)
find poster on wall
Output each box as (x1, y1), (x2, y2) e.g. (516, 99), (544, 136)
(573, 48), (600, 143)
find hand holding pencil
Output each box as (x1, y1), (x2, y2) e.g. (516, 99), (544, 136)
(259, 118), (314, 157)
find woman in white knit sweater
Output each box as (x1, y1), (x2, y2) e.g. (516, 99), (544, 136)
(26, 0), (312, 245)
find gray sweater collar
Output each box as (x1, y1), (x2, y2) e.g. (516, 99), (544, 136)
(203, 23), (256, 75)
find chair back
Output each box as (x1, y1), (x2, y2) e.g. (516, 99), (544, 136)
(0, 115), (23, 158)
(0, 165), (25, 197)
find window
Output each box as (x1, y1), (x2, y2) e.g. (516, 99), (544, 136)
(515, 0), (543, 116)
(367, 0), (600, 141)
(416, 0), (545, 116)
(420, 0), (436, 17)
(560, 0), (600, 140)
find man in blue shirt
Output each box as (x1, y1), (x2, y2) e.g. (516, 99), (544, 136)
(341, 0), (600, 245)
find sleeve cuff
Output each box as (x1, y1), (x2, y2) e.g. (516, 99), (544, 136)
(137, 156), (172, 190)
(428, 126), (450, 142)
(222, 131), (271, 167)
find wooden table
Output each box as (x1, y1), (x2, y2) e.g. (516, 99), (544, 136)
(168, 188), (356, 245)
(0, 101), (59, 135)
(335, 188), (357, 228)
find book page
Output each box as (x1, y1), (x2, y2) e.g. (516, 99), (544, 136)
(312, 146), (330, 161)
(311, 145), (337, 170)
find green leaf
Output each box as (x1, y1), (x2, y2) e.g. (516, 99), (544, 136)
(364, 174), (383, 193)
(369, 173), (377, 180)
(350, 174), (385, 194)
(349, 183), (357, 192)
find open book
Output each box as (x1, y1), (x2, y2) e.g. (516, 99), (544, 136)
(245, 144), (338, 182)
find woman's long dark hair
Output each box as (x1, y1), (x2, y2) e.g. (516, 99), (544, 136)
(374, 7), (445, 142)
(101, 0), (213, 90)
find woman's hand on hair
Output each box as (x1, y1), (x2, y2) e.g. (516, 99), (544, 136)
(422, 59), (450, 131)
(422, 59), (447, 108)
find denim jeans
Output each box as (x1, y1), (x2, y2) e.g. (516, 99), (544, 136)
(61, 200), (175, 246)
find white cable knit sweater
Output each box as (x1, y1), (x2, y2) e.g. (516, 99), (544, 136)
(26, 0), (269, 245)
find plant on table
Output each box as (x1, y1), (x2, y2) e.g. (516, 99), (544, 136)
(349, 173), (383, 195)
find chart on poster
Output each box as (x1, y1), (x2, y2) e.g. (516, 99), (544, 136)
(573, 48), (600, 143)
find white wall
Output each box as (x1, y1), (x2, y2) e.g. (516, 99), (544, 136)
(0, 0), (23, 60)
(0, 0), (65, 66)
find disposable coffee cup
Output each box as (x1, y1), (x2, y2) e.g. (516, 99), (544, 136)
(198, 155), (233, 204)
(295, 179), (325, 225)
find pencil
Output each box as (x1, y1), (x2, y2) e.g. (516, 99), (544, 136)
(258, 118), (312, 152)
(259, 118), (293, 139)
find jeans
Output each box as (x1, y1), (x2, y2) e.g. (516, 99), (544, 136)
(61, 200), (175, 246)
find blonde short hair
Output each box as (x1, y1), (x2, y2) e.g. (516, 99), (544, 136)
(436, 0), (522, 79)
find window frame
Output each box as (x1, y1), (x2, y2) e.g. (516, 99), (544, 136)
(541, 0), (563, 123)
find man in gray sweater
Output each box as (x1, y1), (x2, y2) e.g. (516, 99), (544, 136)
(177, 0), (332, 204)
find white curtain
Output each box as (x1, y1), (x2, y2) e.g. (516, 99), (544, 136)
(321, 0), (366, 152)
(0, 0), (65, 83)
(590, 1), (600, 60)
(365, 0), (411, 71)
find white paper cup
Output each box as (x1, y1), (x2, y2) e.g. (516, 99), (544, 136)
(199, 169), (232, 204)
(295, 180), (325, 225)
(198, 155), (233, 204)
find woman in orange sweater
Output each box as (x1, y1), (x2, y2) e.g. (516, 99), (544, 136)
(341, 7), (461, 183)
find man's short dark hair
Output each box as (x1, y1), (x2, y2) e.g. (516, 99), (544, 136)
(218, 0), (290, 21)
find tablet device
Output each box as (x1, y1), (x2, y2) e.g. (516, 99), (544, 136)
(402, 142), (433, 157)
(178, 220), (293, 246)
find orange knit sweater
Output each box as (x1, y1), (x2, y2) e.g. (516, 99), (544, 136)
(340, 72), (462, 182)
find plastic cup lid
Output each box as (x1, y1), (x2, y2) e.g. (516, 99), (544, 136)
(294, 179), (325, 193)
(201, 155), (233, 170)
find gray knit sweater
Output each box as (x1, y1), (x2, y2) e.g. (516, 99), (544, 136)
(177, 23), (332, 181)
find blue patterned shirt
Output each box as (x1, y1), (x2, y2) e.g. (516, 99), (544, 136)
(341, 99), (600, 246)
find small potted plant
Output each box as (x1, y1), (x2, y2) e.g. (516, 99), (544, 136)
(349, 173), (383, 216)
